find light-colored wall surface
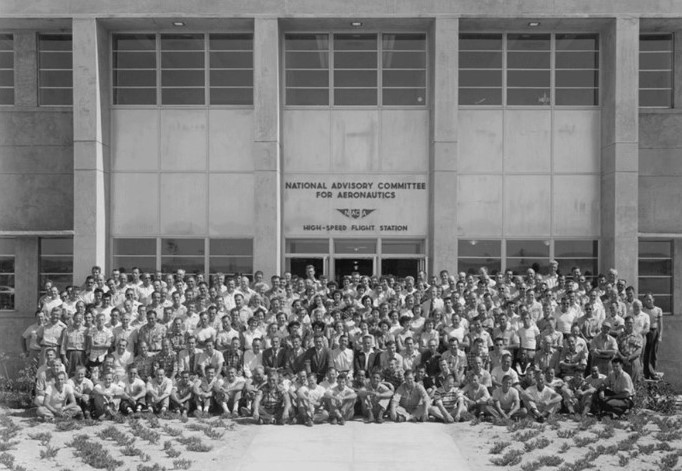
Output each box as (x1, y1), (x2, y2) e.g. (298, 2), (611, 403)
(0, 110), (74, 231)
(282, 108), (429, 238)
(639, 112), (682, 233)
(110, 108), (255, 237)
(457, 108), (601, 238)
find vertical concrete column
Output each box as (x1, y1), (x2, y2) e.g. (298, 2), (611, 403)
(673, 239), (682, 315)
(429, 17), (459, 275)
(72, 19), (110, 282)
(600, 17), (639, 287)
(673, 32), (682, 108)
(14, 237), (39, 314)
(13, 33), (37, 107)
(252, 18), (281, 279)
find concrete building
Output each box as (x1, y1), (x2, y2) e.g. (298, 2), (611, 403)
(0, 2), (680, 378)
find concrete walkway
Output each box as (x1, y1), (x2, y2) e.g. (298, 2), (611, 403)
(233, 421), (472, 471)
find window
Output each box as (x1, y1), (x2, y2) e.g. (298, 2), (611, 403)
(209, 34), (254, 105)
(209, 239), (253, 276)
(112, 33), (253, 105)
(38, 34), (73, 106)
(554, 240), (598, 279)
(638, 240), (673, 314)
(554, 34), (599, 105)
(639, 34), (673, 108)
(457, 240), (502, 275)
(457, 239), (598, 276)
(112, 238), (254, 278)
(161, 238), (205, 274)
(0, 34), (13, 105)
(40, 238), (73, 292)
(112, 238), (157, 273)
(0, 239), (15, 310)
(459, 34), (503, 105)
(284, 32), (426, 106)
(112, 34), (157, 105)
(459, 33), (599, 106)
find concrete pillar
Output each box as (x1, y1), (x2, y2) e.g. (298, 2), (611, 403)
(72, 19), (109, 282)
(252, 18), (281, 279)
(673, 239), (682, 315)
(13, 33), (37, 107)
(14, 237), (39, 314)
(429, 17), (459, 276)
(600, 17), (639, 287)
(673, 32), (682, 108)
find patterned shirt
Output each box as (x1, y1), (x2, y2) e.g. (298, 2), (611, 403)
(155, 350), (178, 378)
(137, 323), (167, 352)
(258, 383), (287, 410)
(616, 331), (643, 358)
(434, 385), (463, 410)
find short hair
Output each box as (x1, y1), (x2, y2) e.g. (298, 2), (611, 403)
(611, 357), (624, 365)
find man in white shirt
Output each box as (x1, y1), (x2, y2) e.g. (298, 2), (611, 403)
(523, 370), (562, 422)
(331, 335), (354, 378)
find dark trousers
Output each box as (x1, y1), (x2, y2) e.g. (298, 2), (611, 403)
(643, 330), (659, 378)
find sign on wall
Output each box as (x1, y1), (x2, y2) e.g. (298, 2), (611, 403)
(283, 174), (428, 236)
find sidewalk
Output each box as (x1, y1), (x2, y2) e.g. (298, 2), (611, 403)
(233, 421), (473, 471)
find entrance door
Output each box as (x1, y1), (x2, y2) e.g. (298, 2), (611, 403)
(288, 257), (325, 279)
(381, 258), (422, 278)
(334, 258), (373, 281)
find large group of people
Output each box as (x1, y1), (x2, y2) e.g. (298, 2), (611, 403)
(23, 262), (664, 425)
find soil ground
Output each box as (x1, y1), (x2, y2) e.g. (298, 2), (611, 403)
(0, 408), (680, 471)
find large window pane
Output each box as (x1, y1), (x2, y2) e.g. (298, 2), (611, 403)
(0, 239), (15, 310)
(334, 239), (376, 254)
(161, 238), (204, 256)
(458, 259), (502, 276)
(114, 238), (156, 255)
(0, 34), (13, 105)
(458, 240), (501, 258)
(286, 239), (329, 254)
(210, 239), (253, 256)
(382, 239), (425, 255)
(285, 34), (330, 106)
(161, 257), (205, 275)
(112, 256), (156, 273)
(639, 34), (673, 108)
(38, 34), (72, 106)
(638, 239), (673, 314)
(507, 240), (550, 258)
(209, 34), (253, 105)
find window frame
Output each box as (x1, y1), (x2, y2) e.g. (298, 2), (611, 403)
(0, 33), (14, 106)
(283, 31), (428, 108)
(639, 33), (674, 109)
(111, 31), (254, 107)
(37, 33), (73, 107)
(638, 239), (673, 315)
(112, 237), (254, 279)
(39, 237), (74, 294)
(459, 32), (600, 108)
(0, 238), (16, 311)
(457, 238), (599, 278)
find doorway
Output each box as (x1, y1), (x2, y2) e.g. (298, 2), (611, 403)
(381, 258), (421, 278)
(334, 258), (373, 281)
(288, 257), (325, 279)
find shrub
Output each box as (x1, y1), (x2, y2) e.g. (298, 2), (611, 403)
(524, 437), (551, 452)
(39, 445), (60, 460)
(558, 443), (571, 454)
(172, 459), (193, 470)
(66, 434), (123, 471)
(162, 425), (183, 437)
(633, 380), (678, 415)
(573, 435), (593, 447)
(489, 441), (511, 455)
(557, 429), (577, 439)
(490, 449), (523, 467)
(514, 429), (541, 442)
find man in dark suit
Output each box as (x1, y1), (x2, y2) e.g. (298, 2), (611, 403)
(354, 334), (380, 374)
(305, 334), (331, 382)
(284, 334), (307, 376)
(262, 335), (287, 372)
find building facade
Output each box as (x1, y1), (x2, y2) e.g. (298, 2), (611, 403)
(1, 2), (681, 355)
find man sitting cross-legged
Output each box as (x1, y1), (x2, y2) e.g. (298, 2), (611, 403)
(146, 367), (173, 414)
(296, 372), (328, 427)
(389, 369), (430, 423)
(36, 371), (83, 420)
(522, 369), (562, 423)
(215, 366), (245, 418)
(429, 373), (466, 423)
(253, 370), (291, 425)
(485, 374), (527, 421)
(358, 370), (394, 424)
(170, 370), (194, 417)
(120, 365), (147, 414)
